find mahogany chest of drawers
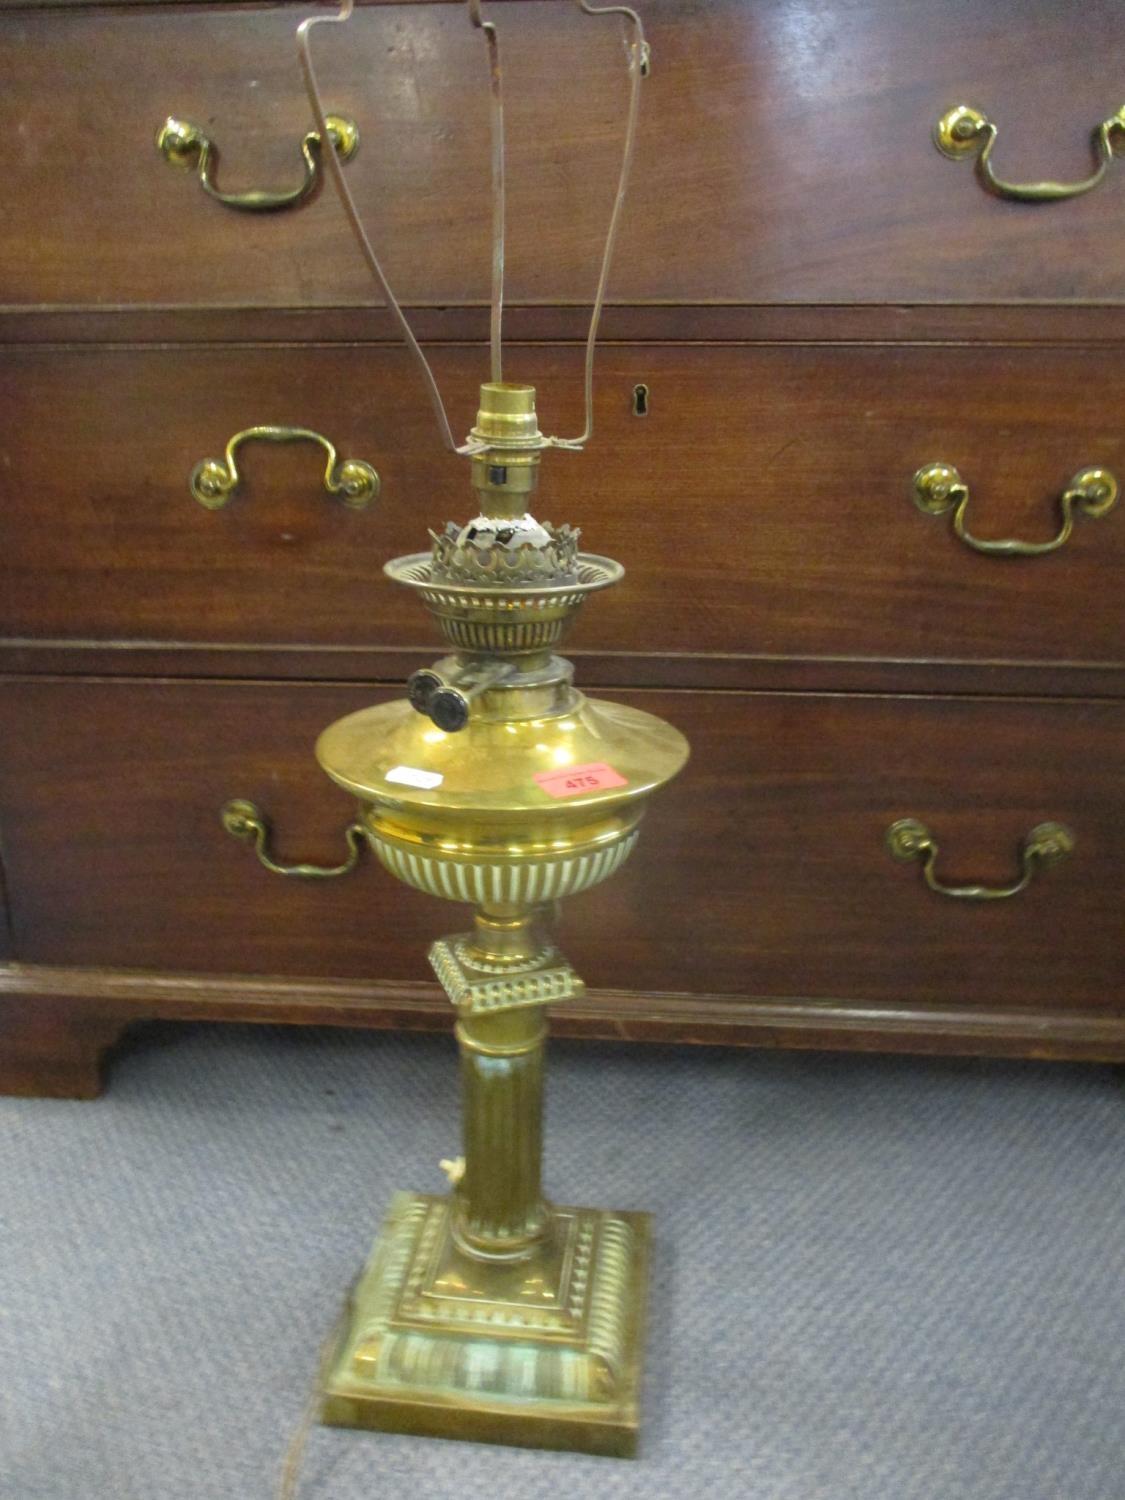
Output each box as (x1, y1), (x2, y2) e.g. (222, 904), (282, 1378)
(1, 0), (1122, 1095)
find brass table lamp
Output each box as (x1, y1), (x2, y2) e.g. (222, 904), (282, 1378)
(221, 0), (687, 1459)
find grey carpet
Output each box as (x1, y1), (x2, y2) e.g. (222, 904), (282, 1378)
(2, 1023), (1124, 1500)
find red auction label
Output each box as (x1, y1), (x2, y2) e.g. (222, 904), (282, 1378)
(534, 761), (628, 798)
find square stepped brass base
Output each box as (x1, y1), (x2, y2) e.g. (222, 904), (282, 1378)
(321, 1192), (650, 1457)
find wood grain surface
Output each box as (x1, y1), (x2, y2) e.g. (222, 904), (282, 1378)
(2, 343), (1122, 673)
(3, 0), (1124, 306)
(4, 304), (1125, 347)
(1, 677), (1120, 1012)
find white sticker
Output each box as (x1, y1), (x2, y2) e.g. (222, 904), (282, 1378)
(385, 765), (444, 790)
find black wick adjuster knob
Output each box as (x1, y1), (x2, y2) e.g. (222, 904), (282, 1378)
(407, 662), (515, 734)
(430, 689), (471, 734)
(408, 669), (445, 716)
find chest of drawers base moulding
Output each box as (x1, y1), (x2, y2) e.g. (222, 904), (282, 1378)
(4, 964), (1125, 1100)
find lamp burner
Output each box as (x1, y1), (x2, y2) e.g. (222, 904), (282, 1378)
(429, 516), (581, 586)
(384, 550), (623, 656)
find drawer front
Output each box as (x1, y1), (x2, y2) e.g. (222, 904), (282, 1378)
(0, 679), (1120, 1013)
(2, 343), (1122, 669)
(2, 0), (1123, 307)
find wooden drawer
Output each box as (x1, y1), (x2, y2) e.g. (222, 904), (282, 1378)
(0, 678), (1120, 1017)
(2, 0), (1123, 307)
(3, 343), (1122, 676)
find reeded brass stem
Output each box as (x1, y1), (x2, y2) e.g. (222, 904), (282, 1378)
(456, 999), (549, 1257)
(451, 904), (550, 1257)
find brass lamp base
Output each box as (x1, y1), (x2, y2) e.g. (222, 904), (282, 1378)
(321, 1192), (650, 1457)
(218, 376), (687, 1460)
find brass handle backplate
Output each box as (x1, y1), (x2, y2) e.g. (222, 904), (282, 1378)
(886, 818), (1074, 901)
(221, 799), (366, 879)
(912, 464), (1117, 557)
(934, 103), (1125, 202)
(190, 426), (380, 511)
(156, 113), (359, 212)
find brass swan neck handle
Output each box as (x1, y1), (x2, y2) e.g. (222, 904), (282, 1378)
(886, 819), (1074, 901)
(190, 426), (380, 511)
(911, 465), (1117, 557)
(934, 104), (1125, 202)
(156, 114), (359, 213)
(221, 800), (366, 879)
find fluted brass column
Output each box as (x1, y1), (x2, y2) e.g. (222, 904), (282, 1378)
(456, 999), (548, 1254)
